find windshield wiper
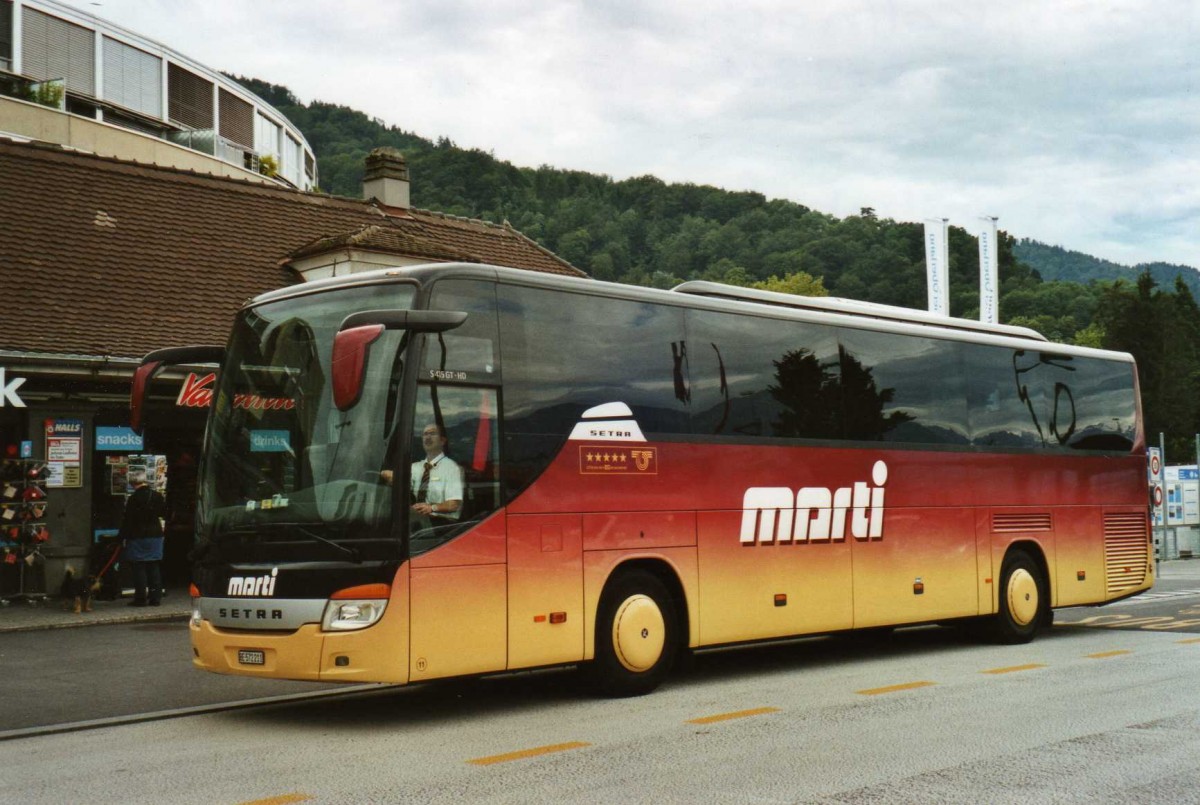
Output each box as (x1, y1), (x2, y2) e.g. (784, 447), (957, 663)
(220, 523), (362, 563)
(293, 523), (362, 563)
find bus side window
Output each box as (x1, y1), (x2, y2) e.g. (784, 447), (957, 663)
(458, 388), (500, 520)
(424, 280), (500, 382)
(838, 329), (968, 446)
(686, 309), (841, 440)
(498, 284), (688, 500)
(1061, 358), (1136, 451)
(965, 344), (1043, 448)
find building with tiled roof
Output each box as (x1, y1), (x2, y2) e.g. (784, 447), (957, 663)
(0, 139), (582, 358)
(0, 136), (583, 597)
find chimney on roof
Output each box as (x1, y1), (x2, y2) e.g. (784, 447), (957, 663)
(362, 147), (410, 209)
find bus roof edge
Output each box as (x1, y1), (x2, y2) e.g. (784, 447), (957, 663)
(671, 281), (1048, 342)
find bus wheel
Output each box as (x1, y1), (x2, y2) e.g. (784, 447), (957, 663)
(992, 550), (1046, 644)
(589, 570), (677, 697)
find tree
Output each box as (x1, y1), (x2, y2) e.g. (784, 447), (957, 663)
(228, 73), (1169, 399)
(751, 272), (828, 297)
(1095, 273), (1200, 457)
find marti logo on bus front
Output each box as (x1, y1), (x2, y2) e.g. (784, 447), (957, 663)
(740, 461), (888, 545)
(227, 567), (279, 596)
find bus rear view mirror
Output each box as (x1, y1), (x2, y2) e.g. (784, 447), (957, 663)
(130, 345), (225, 434)
(339, 309), (468, 333)
(332, 309), (468, 411)
(332, 325), (384, 411)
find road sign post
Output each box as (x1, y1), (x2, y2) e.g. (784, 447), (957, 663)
(1150, 438), (1165, 568)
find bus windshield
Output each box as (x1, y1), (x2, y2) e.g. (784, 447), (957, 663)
(196, 283), (415, 562)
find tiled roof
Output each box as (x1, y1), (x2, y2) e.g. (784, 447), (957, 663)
(404, 208), (578, 276)
(289, 223), (473, 263)
(0, 138), (584, 360)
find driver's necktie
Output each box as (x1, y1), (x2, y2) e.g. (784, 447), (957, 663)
(417, 461), (433, 503)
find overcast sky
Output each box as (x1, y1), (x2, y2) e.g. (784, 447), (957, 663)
(66, 0), (1198, 268)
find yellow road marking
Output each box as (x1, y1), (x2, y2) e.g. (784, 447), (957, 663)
(1177, 637), (1200, 644)
(467, 741), (590, 766)
(1060, 615), (1200, 631)
(856, 681), (936, 696)
(687, 707), (780, 725)
(1068, 614), (1167, 627)
(1087, 650), (1132, 659)
(237, 795), (312, 805)
(982, 663), (1046, 675)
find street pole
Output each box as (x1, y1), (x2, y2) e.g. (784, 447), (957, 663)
(1159, 432), (1167, 570)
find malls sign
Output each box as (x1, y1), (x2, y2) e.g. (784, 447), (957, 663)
(45, 418), (83, 488)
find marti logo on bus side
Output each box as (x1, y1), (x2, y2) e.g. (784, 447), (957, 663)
(741, 460), (888, 545)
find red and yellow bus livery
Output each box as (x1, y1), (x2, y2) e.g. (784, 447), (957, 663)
(133, 264), (1153, 696)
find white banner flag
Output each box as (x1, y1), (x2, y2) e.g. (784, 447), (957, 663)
(977, 216), (999, 324)
(924, 218), (950, 316)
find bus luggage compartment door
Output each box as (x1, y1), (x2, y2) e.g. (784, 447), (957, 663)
(408, 516), (508, 681)
(853, 507), (978, 627)
(507, 514), (584, 669)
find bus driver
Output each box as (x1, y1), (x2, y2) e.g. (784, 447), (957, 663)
(408, 423), (463, 526)
(380, 423), (464, 523)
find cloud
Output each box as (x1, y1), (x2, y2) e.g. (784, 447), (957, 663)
(67, 0), (1200, 267)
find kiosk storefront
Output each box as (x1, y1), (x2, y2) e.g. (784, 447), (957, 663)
(0, 359), (207, 598)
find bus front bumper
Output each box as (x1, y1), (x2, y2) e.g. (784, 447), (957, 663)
(191, 609), (410, 684)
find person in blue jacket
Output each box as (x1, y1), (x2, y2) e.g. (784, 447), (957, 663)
(119, 468), (166, 607)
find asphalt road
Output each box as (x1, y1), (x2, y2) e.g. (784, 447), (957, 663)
(1055, 560), (1200, 634)
(6, 564), (1198, 736)
(0, 621), (337, 733)
(3, 563), (1200, 803)
(4, 619), (1200, 803)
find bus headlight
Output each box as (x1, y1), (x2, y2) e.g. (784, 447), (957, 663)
(190, 584), (202, 628)
(322, 599), (387, 631)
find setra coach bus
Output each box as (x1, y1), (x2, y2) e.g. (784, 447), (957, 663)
(131, 263), (1153, 696)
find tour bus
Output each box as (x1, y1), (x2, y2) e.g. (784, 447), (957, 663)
(131, 263), (1153, 696)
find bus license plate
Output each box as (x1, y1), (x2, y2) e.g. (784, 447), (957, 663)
(238, 649), (266, 666)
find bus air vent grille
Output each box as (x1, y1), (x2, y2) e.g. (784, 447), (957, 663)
(1104, 513), (1149, 595)
(992, 513), (1052, 533)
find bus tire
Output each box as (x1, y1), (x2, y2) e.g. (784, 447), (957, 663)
(991, 549), (1046, 644)
(588, 569), (678, 697)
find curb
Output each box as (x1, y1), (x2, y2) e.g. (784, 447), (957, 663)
(0, 612), (189, 634)
(0, 683), (387, 742)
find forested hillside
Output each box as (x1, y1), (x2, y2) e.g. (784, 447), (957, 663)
(236, 75), (1200, 455)
(238, 79), (1059, 319)
(1015, 239), (1200, 299)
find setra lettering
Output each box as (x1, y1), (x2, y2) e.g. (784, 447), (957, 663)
(589, 428), (632, 438)
(218, 608), (284, 620)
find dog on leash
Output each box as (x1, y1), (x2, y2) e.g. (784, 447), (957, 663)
(59, 566), (99, 614)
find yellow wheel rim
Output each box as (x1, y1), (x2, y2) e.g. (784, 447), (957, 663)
(1007, 568), (1039, 626)
(611, 594), (665, 672)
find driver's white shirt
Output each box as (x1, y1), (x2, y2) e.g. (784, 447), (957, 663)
(410, 453), (463, 519)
